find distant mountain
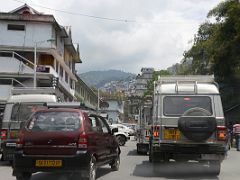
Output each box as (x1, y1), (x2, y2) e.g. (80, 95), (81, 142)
(79, 70), (136, 88)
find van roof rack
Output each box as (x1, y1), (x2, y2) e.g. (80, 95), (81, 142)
(44, 102), (96, 111)
(157, 75), (215, 84)
(156, 75), (218, 94)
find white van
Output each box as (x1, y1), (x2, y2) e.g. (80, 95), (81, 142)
(1, 92), (57, 161)
(149, 75), (228, 175)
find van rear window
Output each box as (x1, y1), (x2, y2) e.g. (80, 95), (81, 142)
(11, 103), (45, 122)
(27, 111), (81, 132)
(163, 96), (212, 116)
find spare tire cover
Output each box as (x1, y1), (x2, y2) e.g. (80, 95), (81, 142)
(178, 107), (217, 142)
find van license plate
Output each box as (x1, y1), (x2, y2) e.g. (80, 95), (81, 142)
(164, 128), (181, 140)
(6, 143), (16, 147)
(10, 131), (18, 138)
(35, 160), (62, 167)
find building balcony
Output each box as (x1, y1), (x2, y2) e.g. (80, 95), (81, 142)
(0, 51), (75, 99)
(37, 65), (75, 98)
(0, 51), (34, 76)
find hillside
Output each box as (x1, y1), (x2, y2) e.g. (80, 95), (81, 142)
(79, 70), (135, 88)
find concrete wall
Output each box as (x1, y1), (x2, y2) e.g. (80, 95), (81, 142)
(0, 85), (12, 102)
(0, 21), (54, 48)
(107, 100), (124, 113)
(107, 111), (121, 124)
(101, 100), (124, 123)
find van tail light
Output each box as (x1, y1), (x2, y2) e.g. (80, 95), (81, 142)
(16, 132), (24, 149)
(0, 129), (8, 140)
(145, 135), (149, 140)
(152, 126), (160, 137)
(78, 133), (88, 149)
(217, 126), (227, 141)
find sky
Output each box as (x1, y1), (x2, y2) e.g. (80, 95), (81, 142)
(0, 0), (223, 74)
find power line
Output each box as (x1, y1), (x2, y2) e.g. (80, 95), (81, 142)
(11, 0), (136, 23)
(11, 0), (197, 25)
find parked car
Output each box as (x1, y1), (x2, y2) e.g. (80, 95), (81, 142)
(109, 124), (130, 146)
(111, 124), (135, 136)
(12, 103), (120, 180)
(122, 123), (137, 135)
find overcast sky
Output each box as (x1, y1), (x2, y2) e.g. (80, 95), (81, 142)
(1, 0), (223, 74)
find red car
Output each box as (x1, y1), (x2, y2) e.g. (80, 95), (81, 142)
(12, 106), (120, 180)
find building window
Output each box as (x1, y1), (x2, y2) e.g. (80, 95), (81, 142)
(81, 88), (83, 96)
(70, 79), (74, 89)
(65, 72), (69, 83)
(60, 66), (63, 77)
(55, 30), (58, 47)
(56, 61), (59, 73)
(8, 24), (25, 31)
(72, 63), (75, 73)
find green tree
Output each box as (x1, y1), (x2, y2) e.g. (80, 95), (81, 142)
(184, 22), (219, 75)
(175, 62), (192, 75)
(208, 0), (240, 81)
(183, 0), (240, 82)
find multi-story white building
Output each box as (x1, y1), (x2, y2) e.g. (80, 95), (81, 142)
(125, 68), (154, 122)
(0, 4), (81, 101)
(135, 68), (154, 96)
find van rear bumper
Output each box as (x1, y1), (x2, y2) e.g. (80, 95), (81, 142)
(153, 143), (226, 154)
(151, 143), (227, 161)
(13, 150), (91, 175)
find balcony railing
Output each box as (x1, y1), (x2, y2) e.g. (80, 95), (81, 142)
(0, 51), (34, 69)
(0, 78), (25, 87)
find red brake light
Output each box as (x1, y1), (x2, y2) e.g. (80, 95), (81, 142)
(151, 125), (160, 137)
(184, 97), (191, 101)
(217, 126), (227, 141)
(153, 131), (159, 137)
(78, 133), (88, 148)
(16, 132), (24, 148)
(0, 129), (7, 140)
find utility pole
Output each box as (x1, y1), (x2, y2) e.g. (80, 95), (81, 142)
(97, 89), (100, 114)
(33, 42), (37, 88)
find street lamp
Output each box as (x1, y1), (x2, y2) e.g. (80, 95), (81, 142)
(33, 38), (55, 88)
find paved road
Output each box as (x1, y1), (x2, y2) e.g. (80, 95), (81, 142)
(1, 139), (240, 180)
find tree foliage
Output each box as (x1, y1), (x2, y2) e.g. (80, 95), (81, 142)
(183, 0), (240, 82)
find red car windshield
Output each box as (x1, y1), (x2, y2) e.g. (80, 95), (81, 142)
(27, 111), (81, 132)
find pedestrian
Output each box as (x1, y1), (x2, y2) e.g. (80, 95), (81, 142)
(227, 122), (233, 148)
(233, 122), (240, 151)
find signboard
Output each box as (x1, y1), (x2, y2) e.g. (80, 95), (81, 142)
(36, 65), (50, 73)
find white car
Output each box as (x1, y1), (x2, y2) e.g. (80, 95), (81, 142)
(111, 124), (135, 136)
(109, 124), (130, 146)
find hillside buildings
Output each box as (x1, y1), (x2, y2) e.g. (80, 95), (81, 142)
(135, 68), (154, 96)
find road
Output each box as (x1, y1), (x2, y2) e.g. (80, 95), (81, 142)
(1, 138), (240, 180)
